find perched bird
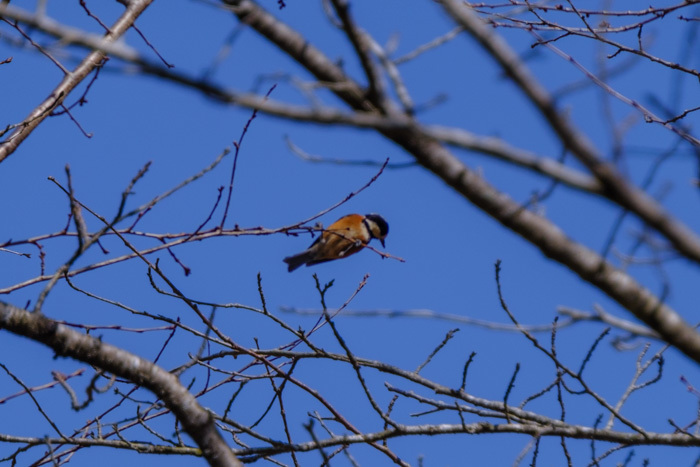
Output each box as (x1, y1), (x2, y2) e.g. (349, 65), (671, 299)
(284, 213), (389, 272)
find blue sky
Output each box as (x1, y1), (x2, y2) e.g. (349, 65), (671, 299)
(2, 1), (700, 465)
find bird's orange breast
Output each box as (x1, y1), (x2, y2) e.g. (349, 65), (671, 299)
(317, 214), (371, 260)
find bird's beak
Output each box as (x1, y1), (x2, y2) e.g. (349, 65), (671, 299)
(380, 238), (386, 248)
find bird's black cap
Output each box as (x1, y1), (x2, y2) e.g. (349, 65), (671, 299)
(365, 213), (389, 237)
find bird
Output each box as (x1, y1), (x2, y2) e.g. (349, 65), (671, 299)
(283, 213), (389, 272)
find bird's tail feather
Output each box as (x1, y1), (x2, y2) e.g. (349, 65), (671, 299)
(283, 250), (313, 272)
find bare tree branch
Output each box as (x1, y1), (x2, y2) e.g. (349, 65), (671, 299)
(0, 301), (242, 467)
(0, 0), (155, 163)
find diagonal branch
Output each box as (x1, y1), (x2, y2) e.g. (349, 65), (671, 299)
(440, 0), (700, 264)
(0, 301), (241, 467)
(0, 0), (155, 163)
(328, 0), (388, 111)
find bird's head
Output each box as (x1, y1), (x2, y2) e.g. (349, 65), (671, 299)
(364, 213), (389, 247)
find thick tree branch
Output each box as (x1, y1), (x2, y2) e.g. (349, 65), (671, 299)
(224, 0), (373, 112)
(382, 123), (700, 363)
(0, 302), (241, 467)
(328, 0), (388, 110)
(440, 0), (700, 264)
